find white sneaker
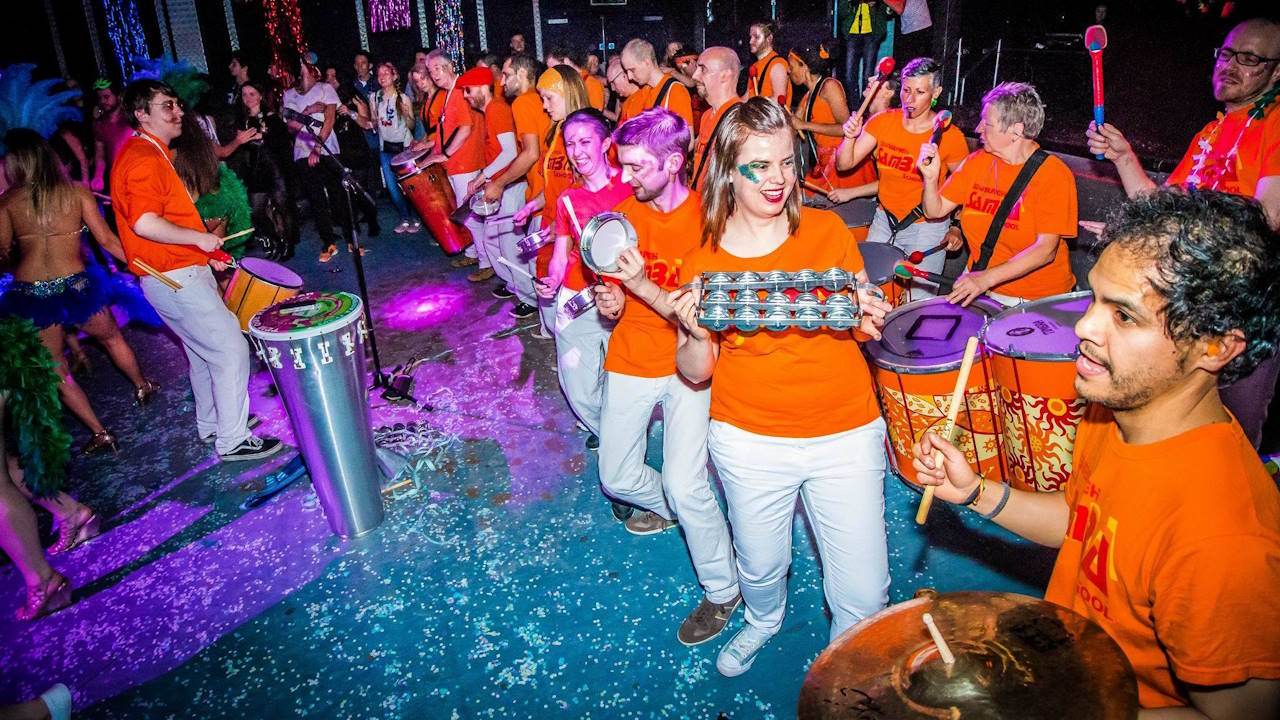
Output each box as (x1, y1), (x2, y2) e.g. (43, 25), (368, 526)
(407, 220), (423, 233)
(394, 220), (411, 234)
(716, 624), (774, 677)
(40, 684), (72, 720)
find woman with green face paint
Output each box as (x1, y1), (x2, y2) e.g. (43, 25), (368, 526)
(670, 96), (895, 678)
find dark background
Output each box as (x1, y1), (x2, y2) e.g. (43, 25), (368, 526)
(5, 0), (1278, 164)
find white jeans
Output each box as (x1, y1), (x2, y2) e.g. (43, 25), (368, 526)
(140, 264), (252, 454)
(599, 372), (738, 604)
(866, 206), (951, 297)
(447, 170), (484, 264)
(553, 286), (613, 435)
(709, 418), (890, 641)
(486, 181), (533, 303)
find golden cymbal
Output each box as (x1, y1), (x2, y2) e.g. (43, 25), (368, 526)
(798, 591), (1138, 719)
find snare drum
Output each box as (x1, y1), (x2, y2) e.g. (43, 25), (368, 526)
(865, 296), (1005, 486)
(396, 160), (473, 255)
(858, 242), (907, 306)
(982, 291), (1090, 492)
(223, 257), (303, 332)
(579, 212), (638, 274)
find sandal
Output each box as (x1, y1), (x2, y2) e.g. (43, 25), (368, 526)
(81, 430), (118, 455)
(318, 245), (338, 263)
(49, 510), (101, 555)
(134, 378), (160, 405)
(15, 573), (72, 621)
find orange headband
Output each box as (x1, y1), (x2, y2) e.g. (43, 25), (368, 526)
(536, 71), (565, 95)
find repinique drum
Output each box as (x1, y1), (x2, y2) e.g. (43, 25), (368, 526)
(579, 212), (638, 274)
(804, 196), (876, 241)
(249, 292), (383, 538)
(222, 257), (303, 332)
(865, 296), (1005, 486)
(982, 291), (1090, 492)
(858, 241), (907, 306)
(396, 157), (473, 255)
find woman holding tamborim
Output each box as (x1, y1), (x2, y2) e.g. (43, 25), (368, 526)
(669, 97), (894, 677)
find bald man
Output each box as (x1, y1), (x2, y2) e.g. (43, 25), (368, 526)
(1086, 17), (1280, 450)
(620, 38), (694, 128)
(689, 47), (742, 193)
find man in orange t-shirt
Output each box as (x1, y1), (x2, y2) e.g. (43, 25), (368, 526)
(589, 107), (741, 648)
(746, 22), (792, 107)
(606, 56), (645, 126)
(110, 80), (281, 461)
(920, 82), (1076, 306)
(690, 47), (742, 193)
(914, 189), (1280, 716)
(420, 50), (487, 265)
(484, 55), (548, 318)
(460, 65), (518, 285)
(620, 39), (694, 129)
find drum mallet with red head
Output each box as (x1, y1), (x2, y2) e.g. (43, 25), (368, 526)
(1085, 25), (1109, 160)
(853, 56), (897, 121)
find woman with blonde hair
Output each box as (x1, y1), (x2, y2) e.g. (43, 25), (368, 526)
(671, 96), (893, 677)
(357, 62), (420, 234)
(0, 128), (157, 455)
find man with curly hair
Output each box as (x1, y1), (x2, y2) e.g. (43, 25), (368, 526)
(913, 189), (1280, 717)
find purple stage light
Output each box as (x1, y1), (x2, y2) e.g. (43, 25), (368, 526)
(377, 283), (466, 331)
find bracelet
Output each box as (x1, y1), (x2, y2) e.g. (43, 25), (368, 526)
(978, 482), (1012, 520)
(963, 474), (986, 507)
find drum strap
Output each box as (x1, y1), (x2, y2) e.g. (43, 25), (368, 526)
(753, 55), (787, 98)
(651, 78), (678, 110)
(971, 149), (1049, 273)
(691, 102), (737, 188)
(879, 204), (924, 241)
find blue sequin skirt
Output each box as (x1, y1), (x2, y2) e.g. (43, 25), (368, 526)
(0, 266), (112, 329)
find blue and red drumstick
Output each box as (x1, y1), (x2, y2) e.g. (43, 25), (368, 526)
(1085, 25), (1109, 160)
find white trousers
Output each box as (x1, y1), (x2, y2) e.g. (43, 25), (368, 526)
(599, 372), (738, 604)
(866, 206), (951, 297)
(140, 265), (251, 454)
(553, 286), (613, 435)
(447, 170), (485, 265)
(709, 418), (890, 641)
(485, 180), (533, 303)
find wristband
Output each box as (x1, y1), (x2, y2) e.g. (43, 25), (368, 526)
(962, 474), (984, 506)
(978, 482), (1011, 520)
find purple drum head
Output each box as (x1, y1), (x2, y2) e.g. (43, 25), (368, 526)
(858, 242), (908, 286)
(239, 257), (303, 289)
(865, 295), (1003, 373)
(983, 291), (1091, 360)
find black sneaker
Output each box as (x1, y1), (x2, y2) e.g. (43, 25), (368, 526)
(585, 433), (600, 450)
(202, 414), (261, 444)
(492, 284), (515, 299)
(219, 435), (283, 462)
(610, 501), (634, 521)
(509, 302), (537, 318)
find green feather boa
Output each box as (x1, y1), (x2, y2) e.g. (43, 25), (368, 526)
(0, 317), (71, 497)
(195, 164), (253, 259)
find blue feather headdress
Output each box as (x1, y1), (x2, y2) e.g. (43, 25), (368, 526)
(0, 64), (83, 153)
(130, 57), (209, 109)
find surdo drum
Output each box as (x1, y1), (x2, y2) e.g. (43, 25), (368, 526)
(249, 292), (384, 538)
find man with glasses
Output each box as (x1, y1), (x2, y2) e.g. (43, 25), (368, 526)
(1086, 17), (1280, 450)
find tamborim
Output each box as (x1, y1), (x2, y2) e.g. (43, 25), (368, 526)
(578, 212), (638, 274)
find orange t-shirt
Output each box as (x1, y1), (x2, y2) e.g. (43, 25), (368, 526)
(799, 79), (872, 190)
(511, 90), (551, 201)
(553, 173), (634, 292)
(692, 98), (742, 193)
(865, 109), (968, 219)
(482, 97), (516, 178)
(1164, 102), (1280, 198)
(581, 70), (606, 111)
(747, 52), (792, 107)
(1045, 405), (1280, 709)
(940, 148), (1077, 300)
(603, 191), (702, 378)
(683, 207), (880, 437)
(436, 83), (486, 175)
(618, 92), (646, 125)
(422, 90), (444, 137)
(110, 132), (209, 274)
(640, 75), (693, 129)
(537, 122), (574, 228)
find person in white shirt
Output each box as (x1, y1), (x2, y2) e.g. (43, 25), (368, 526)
(283, 60), (349, 262)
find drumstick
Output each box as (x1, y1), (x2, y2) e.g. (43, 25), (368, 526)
(132, 259), (184, 291)
(802, 179), (832, 195)
(496, 255), (535, 281)
(921, 613), (956, 666)
(853, 56), (897, 121)
(916, 335), (980, 524)
(221, 227), (255, 243)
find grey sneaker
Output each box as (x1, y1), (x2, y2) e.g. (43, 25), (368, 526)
(716, 624), (774, 677)
(624, 510), (678, 536)
(678, 595), (741, 646)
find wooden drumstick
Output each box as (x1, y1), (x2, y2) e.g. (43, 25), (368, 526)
(221, 227), (255, 243)
(916, 335), (980, 524)
(922, 613), (956, 666)
(802, 179), (832, 195)
(132, 259), (184, 291)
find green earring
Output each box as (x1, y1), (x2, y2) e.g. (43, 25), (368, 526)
(931, 97), (938, 108)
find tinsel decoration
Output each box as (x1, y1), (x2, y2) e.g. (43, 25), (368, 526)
(0, 317), (72, 498)
(434, 0), (464, 64)
(262, 0), (307, 71)
(415, 0), (430, 47)
(370, 0), (412, 32)
(102, 0), (150, 79)
(353, 0), (370, 51)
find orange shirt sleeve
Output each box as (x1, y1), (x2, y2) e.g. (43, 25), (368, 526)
(939, 124), (969, 168)
(1259, 110), (1280, 180)
(584, 74), (606, 111)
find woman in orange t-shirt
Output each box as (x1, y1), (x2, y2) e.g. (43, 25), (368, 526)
(786, 43), (864, 192)
(836, 57), (968, 286)
(919, 81), (1077, 307)
(512, 65), (589, 336)
(670, 97), (894, 677)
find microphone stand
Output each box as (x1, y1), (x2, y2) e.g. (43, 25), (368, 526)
(292, 114), (392, 392)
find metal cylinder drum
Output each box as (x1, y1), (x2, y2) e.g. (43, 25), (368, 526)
(249, 291), (384, 538)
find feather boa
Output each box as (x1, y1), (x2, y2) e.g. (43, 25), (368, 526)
(0, 317), (71, 497)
